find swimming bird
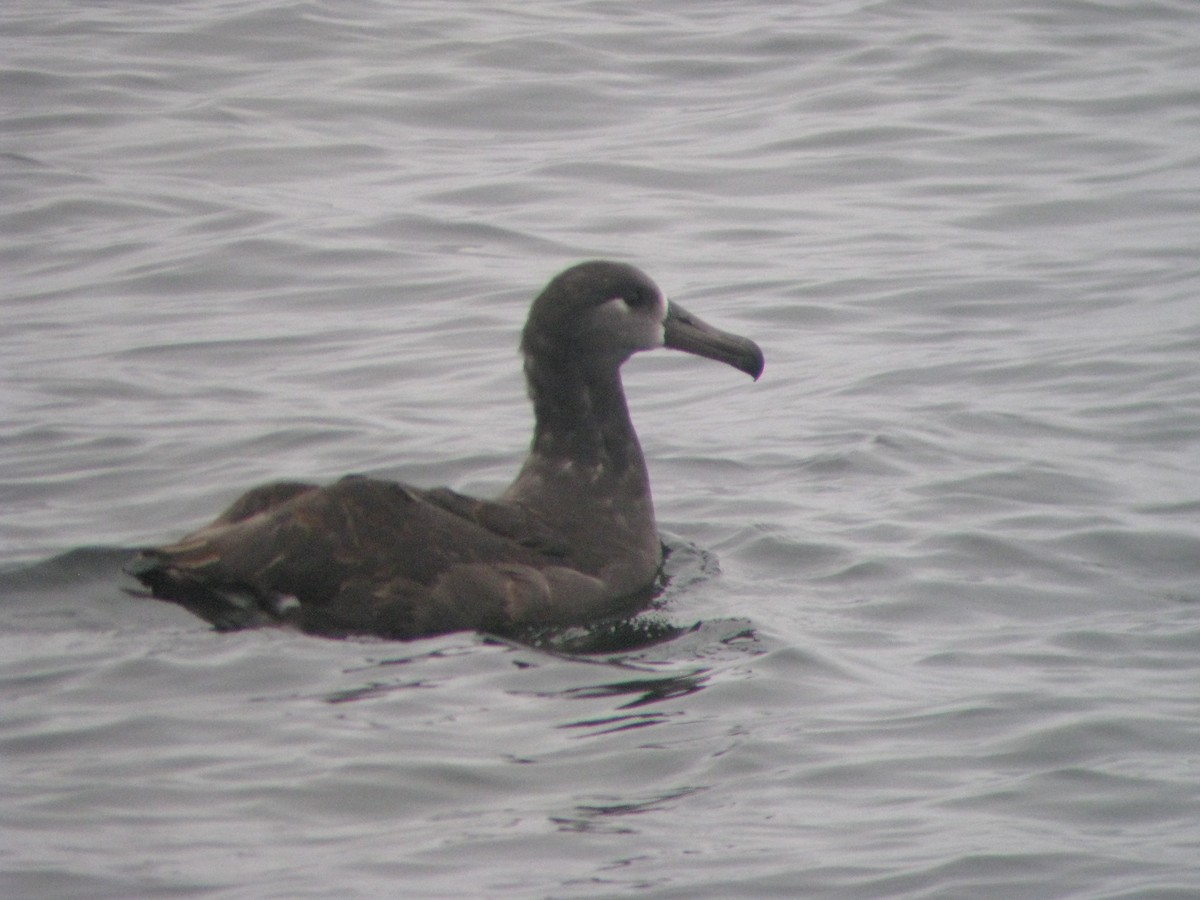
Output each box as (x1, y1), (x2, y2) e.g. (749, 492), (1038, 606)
(127, 261), (763, 639)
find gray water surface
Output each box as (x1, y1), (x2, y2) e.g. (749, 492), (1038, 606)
(4, 2), (1200, 897)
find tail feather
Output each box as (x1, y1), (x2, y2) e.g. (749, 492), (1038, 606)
(124, 552), (280, 632)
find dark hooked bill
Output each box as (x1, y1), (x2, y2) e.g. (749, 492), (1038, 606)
(663, 302), (764, 380)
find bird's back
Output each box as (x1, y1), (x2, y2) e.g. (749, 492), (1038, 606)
(129, 475), (615, 638)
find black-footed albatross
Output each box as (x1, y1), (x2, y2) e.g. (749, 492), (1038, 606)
(128, 261), (764, 639)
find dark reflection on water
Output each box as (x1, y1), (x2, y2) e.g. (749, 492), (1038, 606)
(524, 616), (690, 656)
(560, 710), (681, 737)
(323, 678), (432, 705)
(552, 785), (707, 834)
(559, 668), (710, 710)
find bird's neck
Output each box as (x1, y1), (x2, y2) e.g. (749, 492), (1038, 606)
(527, 354), (640, 468)
(504, 352), (651, 512)
(502, 351), (661, 590)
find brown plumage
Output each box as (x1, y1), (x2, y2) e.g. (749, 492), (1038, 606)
(127, 261), (763, 639)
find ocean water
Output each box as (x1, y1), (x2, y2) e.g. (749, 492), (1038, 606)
(4, 0), (1200, 896)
